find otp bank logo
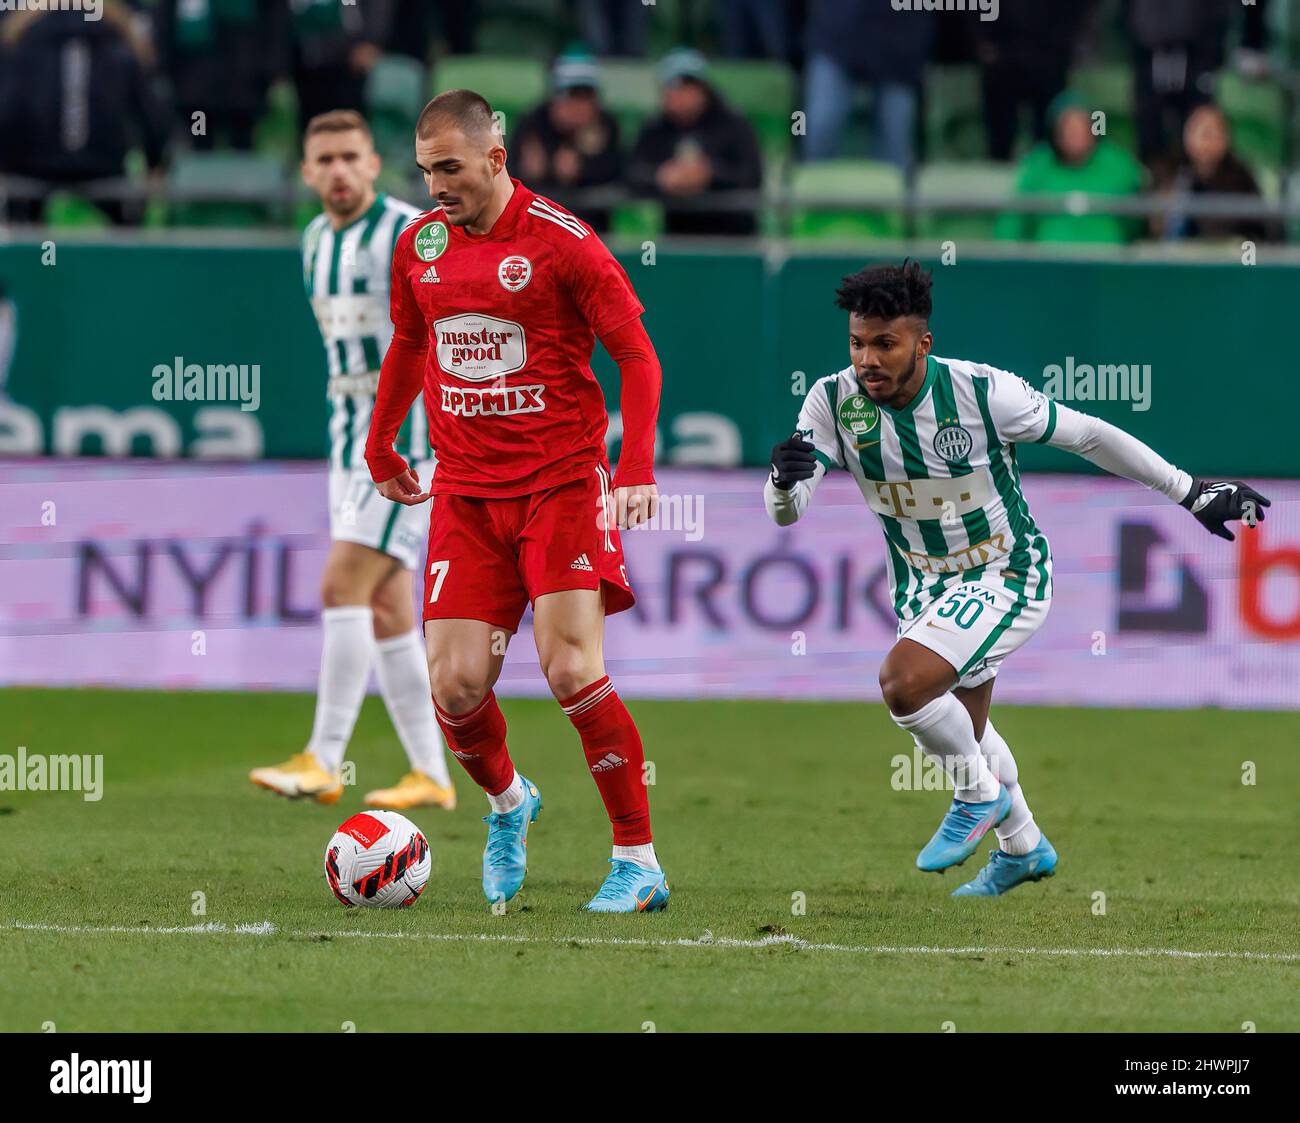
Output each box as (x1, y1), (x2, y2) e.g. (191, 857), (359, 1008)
(433, 313), (526, 382)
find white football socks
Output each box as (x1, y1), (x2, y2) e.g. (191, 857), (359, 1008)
(979, 720), (1041, 855)
(487, 771), (524, 814)
(306, 605), (375, 773)
(892, 693), (1000, 803)
(613, 843), (660, 871)
(374, 630), (453, 787)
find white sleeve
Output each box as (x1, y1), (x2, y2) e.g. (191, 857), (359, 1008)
(983, 367), (1193, 502)
(763, 379), (843, 526)
(1046, 404), (1195, 502)
(984, 366), (1056, 444)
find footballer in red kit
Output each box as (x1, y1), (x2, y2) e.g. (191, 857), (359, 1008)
(365, 89), (669, 913)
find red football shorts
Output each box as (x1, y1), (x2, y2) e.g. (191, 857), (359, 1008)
(422, 462), (635, 631)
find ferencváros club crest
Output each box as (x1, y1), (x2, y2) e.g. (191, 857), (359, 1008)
(837, 392), (880, 448)
(933, 422), (973, 463)
(497, 255), (533, 292)
(414, 222), (448, 262)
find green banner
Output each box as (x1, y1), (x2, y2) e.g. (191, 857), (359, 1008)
(0, 240), (1294, 477)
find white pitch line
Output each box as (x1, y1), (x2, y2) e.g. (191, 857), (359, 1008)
(9, 922), (1299, 962)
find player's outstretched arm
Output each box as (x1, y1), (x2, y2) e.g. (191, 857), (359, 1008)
(1046, 405), (1270, 540)
(987, 368), (1270, 542)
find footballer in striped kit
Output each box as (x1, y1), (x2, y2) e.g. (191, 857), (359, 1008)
(766, 261), (1270, 896)
(249, 111), (456, 814)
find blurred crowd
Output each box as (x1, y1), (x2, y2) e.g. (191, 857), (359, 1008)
(0, 0), (1293, 244)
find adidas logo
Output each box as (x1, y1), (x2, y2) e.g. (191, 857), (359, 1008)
(419, 265), (440, 284)
(590, 752), (627, 773)
(570, 553), (593, 571)
(449, 749), (478, 762)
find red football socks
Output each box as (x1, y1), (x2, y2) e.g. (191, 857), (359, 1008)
(560, 676), (652, 845)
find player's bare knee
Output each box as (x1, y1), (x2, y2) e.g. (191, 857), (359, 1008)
(427, 657), (489, 714)
(541, 648), (601, 702)
(879, 664), (932, 717)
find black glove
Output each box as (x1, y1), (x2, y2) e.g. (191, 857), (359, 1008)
(770, 434), (818, 491)
(1180, 479), (1271, 541)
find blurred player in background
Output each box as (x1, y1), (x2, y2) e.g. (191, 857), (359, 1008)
(250, 111), (455, 811)
(366, 90), (669, 913)
(767, 261), (1269, 896)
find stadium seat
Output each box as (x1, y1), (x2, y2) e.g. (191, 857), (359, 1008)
(611, 200), (664, 238)
(254, 80), (300, 161)
(600, 59), (660, 148)
(916, 161), (1017, 241)
(709, 59), (796, 161)
(923, 65), (986, 160)
(788, 159), (905, 239)
(167, 151), (288, 227)
(432, 55), (547, 138)
(1070, 63), (1137, 153)
(368, 55), (427, 160)
(1216, 72), (1288, 170)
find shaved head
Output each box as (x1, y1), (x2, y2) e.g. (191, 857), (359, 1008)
(416, 89), (499, 145)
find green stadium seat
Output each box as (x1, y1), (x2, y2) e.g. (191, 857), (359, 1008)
(1286, 171), (1300, 243)
(43, 192), (112, 229)
(600, 59), (660, 148)
(788, 159), (905, 239)
(1070, 63), (1137, 153)
(709, 59), (796, 161)
(255, 80), (300, 161)
(367, 55), (427, 160)
(924, 65), (986, 160)
(167, 151), (287, 227)
(611, 200), (663, 239)
(916, 160), (1017, 241)
(432, 55), (547, 138)
(1216, 72), (1288, 170)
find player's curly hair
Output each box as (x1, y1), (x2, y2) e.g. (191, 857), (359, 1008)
(834, 259), (933, 323)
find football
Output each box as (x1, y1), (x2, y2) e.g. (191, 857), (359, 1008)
(324, 810), (431, 909)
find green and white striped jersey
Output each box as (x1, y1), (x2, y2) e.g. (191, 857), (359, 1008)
(772, 355), (1059, 623)
(301, 193), (428, 471)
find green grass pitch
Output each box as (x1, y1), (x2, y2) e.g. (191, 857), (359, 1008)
(1, 687), (1296, 1032)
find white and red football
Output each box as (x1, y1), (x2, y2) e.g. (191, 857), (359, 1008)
(324, 810), (431, 908)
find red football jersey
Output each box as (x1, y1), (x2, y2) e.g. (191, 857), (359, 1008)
(377, 178), (645, 498)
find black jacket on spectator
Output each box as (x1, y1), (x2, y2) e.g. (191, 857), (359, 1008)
(286, 0), (395, 126)
(512, 104), (622, 233)
(626, 90), (763, 236)
(805, 0), (934, 86)
(0, 7), (169, 183)
(1174, 154), (1281, 243)
(154, 0), (284, 149)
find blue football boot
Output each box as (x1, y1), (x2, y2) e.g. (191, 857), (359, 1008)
(481, 775), (542, 904)
(916, 784), (1012, 872)
(583, 859), (670, 913)
(952, 835), (1058, 897)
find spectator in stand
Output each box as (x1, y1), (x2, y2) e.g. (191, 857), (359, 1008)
(286, 0), (393, 130)
(1157, 103), (1280, 243)
(0, 1), (169, 225)
(801, 0), (934, 173)
(1129, 0), (1231, 172)
(626, 48), (763, 236)
(996, 91), (1144, 245)
(974, 0), (1095, 161)
(577, 0), (648, 57)
(714, 0), (790, 62)
(154, 0), (282, 151)
(514, 53), (622, 233)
